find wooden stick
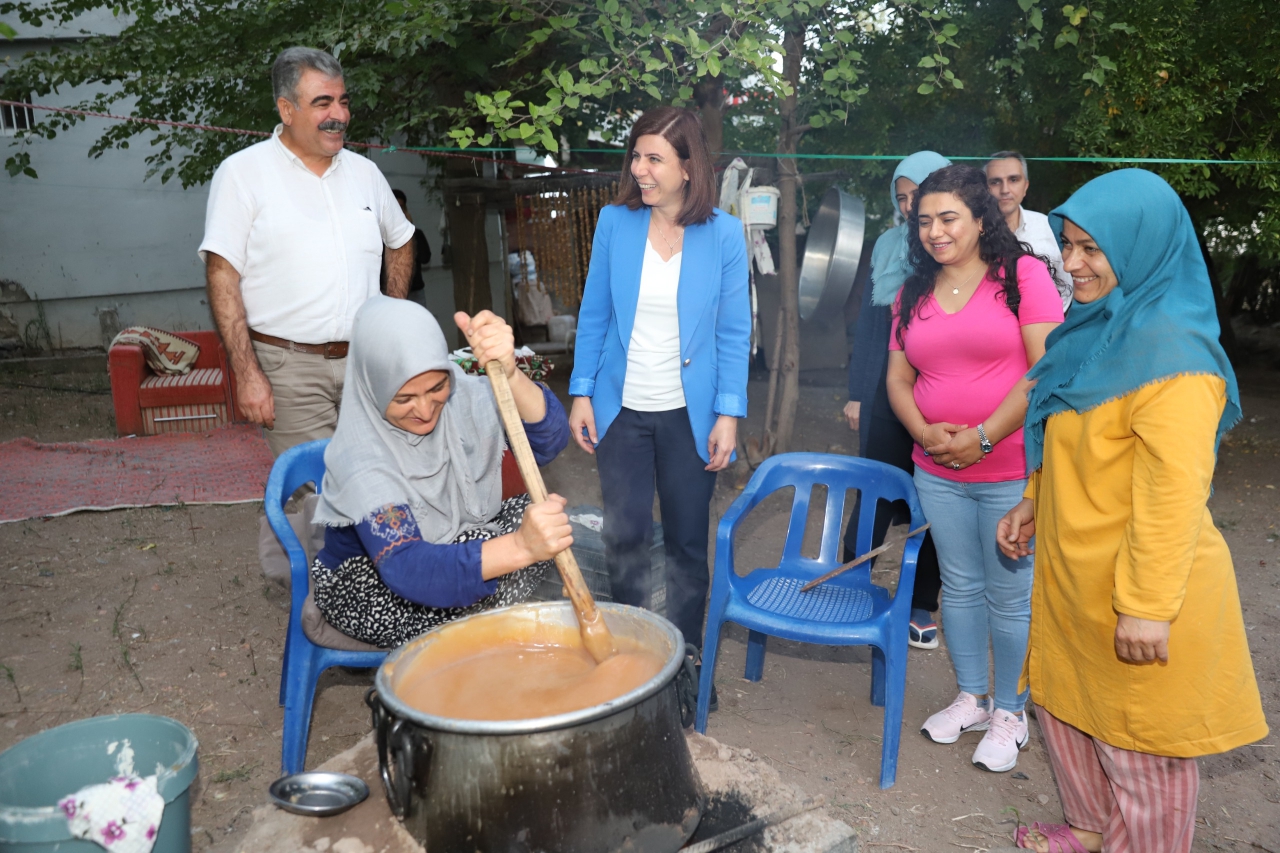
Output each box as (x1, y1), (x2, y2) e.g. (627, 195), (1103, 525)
(799, 523), (931, 593)
(680, 796), (826, 853)
(485, 361), (617, 662)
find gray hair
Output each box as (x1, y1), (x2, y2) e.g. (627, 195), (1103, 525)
(986, 150), (1028, 180)
(271, 47), (344, 104)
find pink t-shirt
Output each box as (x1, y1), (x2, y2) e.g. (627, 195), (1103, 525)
(889, 255), (1064, 482)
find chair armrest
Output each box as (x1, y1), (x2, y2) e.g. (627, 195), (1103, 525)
(712, 486), (770, 581)
(890, 530), (925, 616)
(108, 344), (148, 436)
(264, 489), (312, 610)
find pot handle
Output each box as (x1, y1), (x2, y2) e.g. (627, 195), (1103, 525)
(366, 687), (425, 820)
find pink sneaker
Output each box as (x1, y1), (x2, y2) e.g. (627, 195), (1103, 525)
(972, 708), (1029, 772)
(921, 692), (991, 744)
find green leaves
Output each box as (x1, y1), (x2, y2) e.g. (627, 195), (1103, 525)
(0, 21), (17, 39)
(1062, 4), (1089, 26)
(4, 152), (37, 179)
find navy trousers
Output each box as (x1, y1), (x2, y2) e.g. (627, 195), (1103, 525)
(595, 407), (718, 649)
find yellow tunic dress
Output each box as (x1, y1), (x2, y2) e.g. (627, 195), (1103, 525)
(1026, 374), (1268, 757)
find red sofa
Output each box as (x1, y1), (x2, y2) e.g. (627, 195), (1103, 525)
(108, 330), (241, 436)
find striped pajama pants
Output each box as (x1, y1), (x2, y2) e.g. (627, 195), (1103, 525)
(1036, 705), (1199, 853)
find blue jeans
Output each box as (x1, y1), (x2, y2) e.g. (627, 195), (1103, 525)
(913, 468), (1033, 713)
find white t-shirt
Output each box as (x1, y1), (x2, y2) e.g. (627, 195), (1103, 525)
(1015, 206), (1074, 312)
(198, 126), (415, 344)
(622, 241), (687, 411)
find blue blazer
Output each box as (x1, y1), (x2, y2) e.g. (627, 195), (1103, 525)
(569, 204), (751, 463)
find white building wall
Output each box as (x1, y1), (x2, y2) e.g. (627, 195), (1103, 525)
(1, 14), (502, 351)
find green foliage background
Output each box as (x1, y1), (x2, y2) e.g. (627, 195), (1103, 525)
(2, 0), (1278, 270)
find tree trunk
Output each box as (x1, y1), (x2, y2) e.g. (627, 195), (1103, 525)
(770, 24), (805, 455)
(446, 191), (493, 317)
(694, 75), (726, 155)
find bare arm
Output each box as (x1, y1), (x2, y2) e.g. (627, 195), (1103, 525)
(205, 252), (274, 428)
(383, 240), (414, 299)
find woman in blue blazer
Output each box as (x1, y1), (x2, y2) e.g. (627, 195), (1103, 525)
(568, 106), (750, 657)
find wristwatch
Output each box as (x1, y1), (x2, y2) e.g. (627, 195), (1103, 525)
(976, 423), (994, 454)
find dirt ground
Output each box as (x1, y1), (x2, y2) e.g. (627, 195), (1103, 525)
(1, 355), (1277, 852)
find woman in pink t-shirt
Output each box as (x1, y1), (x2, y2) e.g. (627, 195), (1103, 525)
(886, 165), (1063, 774)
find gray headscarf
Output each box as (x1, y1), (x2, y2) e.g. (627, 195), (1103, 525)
(312, 296), (505, 542)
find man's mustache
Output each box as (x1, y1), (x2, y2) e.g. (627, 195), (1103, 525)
(318, 119), (348, 133)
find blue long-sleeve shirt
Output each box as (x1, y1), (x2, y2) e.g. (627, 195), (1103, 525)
(315, 383), (569, 608)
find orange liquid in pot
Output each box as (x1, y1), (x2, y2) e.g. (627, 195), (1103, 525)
(396, 630), (666, 721)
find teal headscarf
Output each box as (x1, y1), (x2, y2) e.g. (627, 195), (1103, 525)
(868, 151), (952, 306)
(1024, 169), (1240, 473)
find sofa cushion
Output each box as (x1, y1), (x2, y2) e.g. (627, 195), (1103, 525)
(138, 367), (227, 407)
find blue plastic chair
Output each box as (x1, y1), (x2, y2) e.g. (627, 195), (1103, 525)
(695, 452), (926, 789)
(265, 439), (389, 775)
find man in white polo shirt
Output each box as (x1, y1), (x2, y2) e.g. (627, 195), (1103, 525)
(984, 150), (1073, 311)
(199, 47), (416, 456)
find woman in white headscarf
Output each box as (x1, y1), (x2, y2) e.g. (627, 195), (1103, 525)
(310, 296), (572, 648)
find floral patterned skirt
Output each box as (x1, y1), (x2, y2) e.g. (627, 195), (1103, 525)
(311, 494), (553, 648)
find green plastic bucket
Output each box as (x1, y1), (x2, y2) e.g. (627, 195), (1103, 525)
(0, 714), (198, 852)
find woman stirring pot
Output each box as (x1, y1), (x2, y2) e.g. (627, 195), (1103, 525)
(310, 296), (572, 648)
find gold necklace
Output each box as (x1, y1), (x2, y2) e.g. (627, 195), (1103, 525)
(943, 265), (985, 296)
(653, 216), (683, 255)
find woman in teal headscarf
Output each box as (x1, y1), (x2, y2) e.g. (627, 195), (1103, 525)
(997, 170), (1267, 852)
(841, 151), (950, 649)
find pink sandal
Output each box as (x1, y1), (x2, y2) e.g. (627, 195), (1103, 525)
(1015, 822), (1089, 852)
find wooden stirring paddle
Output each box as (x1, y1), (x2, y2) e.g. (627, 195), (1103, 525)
(485, 362), (617, 663)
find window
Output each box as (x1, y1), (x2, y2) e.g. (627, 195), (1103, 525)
(1, 100), (36, 136)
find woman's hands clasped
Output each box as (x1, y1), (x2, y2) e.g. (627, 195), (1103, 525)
(515, 494), (574, 564)
(924, 423), (986, 470)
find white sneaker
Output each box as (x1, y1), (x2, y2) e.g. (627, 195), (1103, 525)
(921, 692), (991, 744)
(971, 708), (1029, 772)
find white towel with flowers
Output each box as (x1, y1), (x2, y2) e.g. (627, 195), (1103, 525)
(58, 774), (165, 853)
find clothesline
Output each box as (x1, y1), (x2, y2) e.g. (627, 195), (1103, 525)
(4, 98), (1277, 167)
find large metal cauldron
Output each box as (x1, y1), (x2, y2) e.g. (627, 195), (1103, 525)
(366, 602), (704, 853)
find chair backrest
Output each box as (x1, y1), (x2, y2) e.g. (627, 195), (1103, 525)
(264, 439), (330, 595)
(724, 452), (924, 579)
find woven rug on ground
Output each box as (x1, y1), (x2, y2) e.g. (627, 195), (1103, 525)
(0, 424), (274, 524)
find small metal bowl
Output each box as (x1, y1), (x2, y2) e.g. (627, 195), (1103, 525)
(268, 771), (370, 817)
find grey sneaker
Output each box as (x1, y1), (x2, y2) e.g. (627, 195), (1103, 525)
(971, 708), (1029, 772)
(921, 692), (991, 744)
